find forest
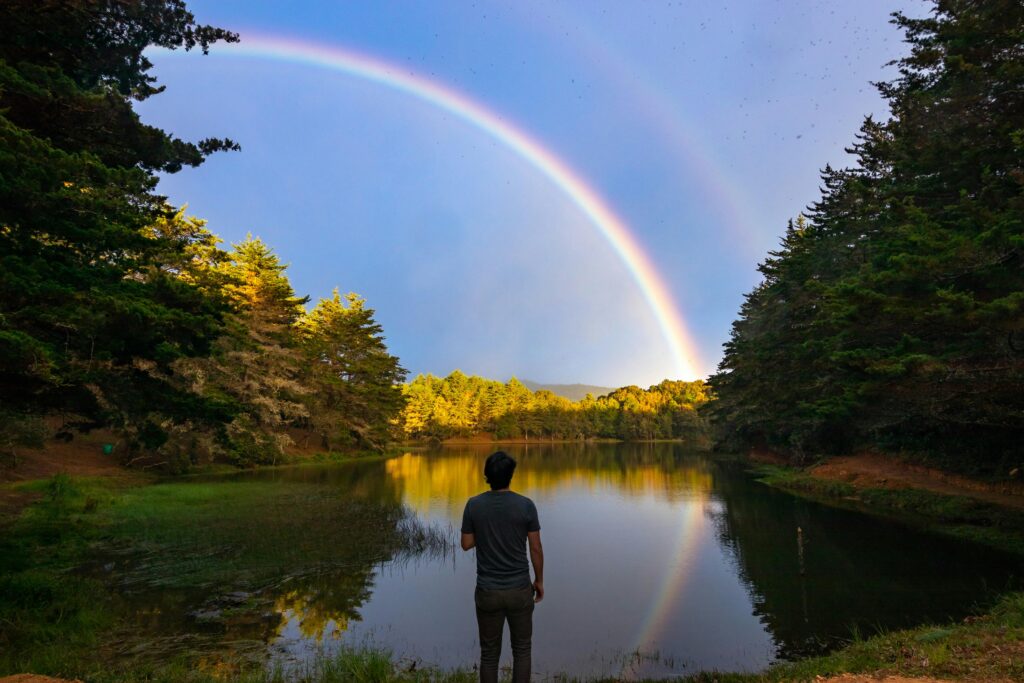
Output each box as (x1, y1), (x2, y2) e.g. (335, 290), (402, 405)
(3, 0), (1023, 477)
(0, 2), (404, 468)
(0, 0), (708, 469)
(5, 2), (1024, 682)
(709, 0), (1024, 474)
(398, 372), (710, 441)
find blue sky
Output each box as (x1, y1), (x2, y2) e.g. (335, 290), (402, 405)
(141, 0), (926, 386)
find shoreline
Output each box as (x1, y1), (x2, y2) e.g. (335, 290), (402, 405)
(747, 451), (1024, 557)
(4, 448), (1024, 682)
(404, 437), (690, 446)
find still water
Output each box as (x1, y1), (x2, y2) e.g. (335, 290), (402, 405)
(105, 445), (1020, 677)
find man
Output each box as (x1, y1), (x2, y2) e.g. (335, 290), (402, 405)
(461, 451), (544, 683)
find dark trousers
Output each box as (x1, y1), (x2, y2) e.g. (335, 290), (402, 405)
(474, 586), (534, 683)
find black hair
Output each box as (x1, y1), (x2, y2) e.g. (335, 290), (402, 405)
(484, 451), (516, 490)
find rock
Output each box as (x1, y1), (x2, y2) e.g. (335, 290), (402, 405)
(188, 608), (223, 622)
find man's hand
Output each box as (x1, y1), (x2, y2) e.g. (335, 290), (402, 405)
(528, 530), (543, 603)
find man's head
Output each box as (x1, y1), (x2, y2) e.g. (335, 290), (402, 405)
(484, 451), (516, 490)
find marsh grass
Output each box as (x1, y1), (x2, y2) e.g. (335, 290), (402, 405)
(0, 472), (453, 678)
(5, 466), (1024, 682)
(63, 648), (477, 683)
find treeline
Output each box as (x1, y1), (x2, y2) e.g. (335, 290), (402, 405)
(710, 1), (1024, 472)
(0, 2), (404, 468)
(399, 372), (710, 442)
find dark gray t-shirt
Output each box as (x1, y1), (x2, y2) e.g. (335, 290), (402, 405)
(461, 490), (540, 590)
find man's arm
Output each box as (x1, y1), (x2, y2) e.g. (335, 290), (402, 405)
(460, 499), (475, 551)
(528, 530), (544, 602)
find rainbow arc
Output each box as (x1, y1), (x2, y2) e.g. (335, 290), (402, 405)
(162, 34), (704, 379)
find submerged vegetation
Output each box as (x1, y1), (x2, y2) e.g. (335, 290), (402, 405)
(0, 470), (452, 678)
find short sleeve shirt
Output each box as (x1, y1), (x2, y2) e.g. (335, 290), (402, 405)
(461, 491), (540, 590)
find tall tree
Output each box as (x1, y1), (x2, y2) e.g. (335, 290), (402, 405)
(711, 0), (1024, 471)
(0, 1), (238, 435)
(175, 237), (309, 464)
(297, 291), (407, 451)
(396, 372), (710, 442)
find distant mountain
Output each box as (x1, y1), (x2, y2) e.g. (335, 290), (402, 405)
(519, 380), (616, 402)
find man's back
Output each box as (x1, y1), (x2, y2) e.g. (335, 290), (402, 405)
(461, 451), (543, 683)
(462, 490), (540, 590)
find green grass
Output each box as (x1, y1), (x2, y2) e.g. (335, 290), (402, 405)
(748, 591), (1024, 682)
(56, 648), (477, 683)
(0, 471), (451, 679)
(36, 591), (1024, 682)
(5, 464), (1024, 682)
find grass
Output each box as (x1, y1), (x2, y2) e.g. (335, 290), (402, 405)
(173, 448), (395, 478)
(61, 648), (478, 683)
(0, 470), (452, 680)
(5, 462), (1024, 682)
(754, 463), (1024, 556)
(745, 590), (1024, 681)
(18, 590), (1023, 682)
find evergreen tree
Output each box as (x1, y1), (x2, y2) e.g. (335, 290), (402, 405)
(0, 1), (237, 436)
(175, 237), (309, 464)
(297, 291), (406, 451)
(711, 0), (1024, 471)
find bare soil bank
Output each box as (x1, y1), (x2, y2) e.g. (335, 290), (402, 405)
(817, 676), (999, 683)
(808, 452), (1024, 510)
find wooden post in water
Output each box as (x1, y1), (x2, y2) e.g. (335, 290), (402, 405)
(797, 526), (806, 576)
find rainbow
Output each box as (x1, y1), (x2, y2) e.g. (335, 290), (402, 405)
(514, 2), (765, 263)
(163, 34), (704, 379)
(627, 499), (706, 669)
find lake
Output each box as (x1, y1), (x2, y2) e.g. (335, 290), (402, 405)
(96, 444), (1021, 678)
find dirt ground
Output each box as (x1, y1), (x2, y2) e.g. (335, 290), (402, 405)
(809, 452), (1024, 510)
(0, 423), (134, 524)
(816, 676), (1009, 683)
(0, 668), (994, 683)
(0, 417), (128, 484)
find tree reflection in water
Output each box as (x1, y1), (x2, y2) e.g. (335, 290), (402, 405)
(93, 445), (1022, 675)
(705, 462), (1021, 659)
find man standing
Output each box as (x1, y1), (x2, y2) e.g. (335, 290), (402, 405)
(461, 451), (544, 683)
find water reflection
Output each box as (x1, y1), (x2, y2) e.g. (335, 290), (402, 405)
(96, 444), (1021, 678)
(385, 445), (714, 519)
(708, 467), (1021, 658)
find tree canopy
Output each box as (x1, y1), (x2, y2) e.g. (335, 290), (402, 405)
(399, 372), (710, 443)
(0, 1), (407, 468)
(710, 0), (1024, 472)
(0, 0), (239, 430)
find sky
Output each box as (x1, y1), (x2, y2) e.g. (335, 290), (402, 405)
(140, 0), (927, 387)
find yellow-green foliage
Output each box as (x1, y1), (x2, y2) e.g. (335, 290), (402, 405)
(400, 371), (711, 441)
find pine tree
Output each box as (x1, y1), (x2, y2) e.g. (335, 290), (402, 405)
(175, 237), (309, 464)
(297, 291), (406, 451)
(0, 1), (237, 440)
(711, 0), (1024, 471)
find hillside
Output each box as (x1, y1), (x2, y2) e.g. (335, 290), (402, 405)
(519, 380), (614, 401)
